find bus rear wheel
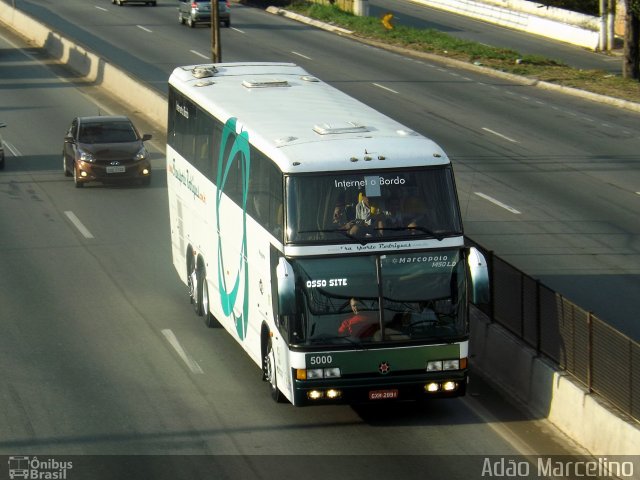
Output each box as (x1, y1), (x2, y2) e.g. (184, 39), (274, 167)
(187, 255), (203, 315)
(201, 273), (218, 328)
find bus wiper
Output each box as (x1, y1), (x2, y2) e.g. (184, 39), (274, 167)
(309, 334), (365, 348)
(298, 229), (372, 246)
(375, 226), (447, 241)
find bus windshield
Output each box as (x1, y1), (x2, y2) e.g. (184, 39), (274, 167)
(285, 167), (461, 243)
(287, 250), (467, 347)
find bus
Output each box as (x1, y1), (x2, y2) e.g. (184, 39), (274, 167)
(167, 62), (489, 406)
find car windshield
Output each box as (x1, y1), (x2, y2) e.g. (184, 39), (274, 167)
(286, 250), (467, 347)
(79, 121), (138, 144)
(285, 166), (461, 243)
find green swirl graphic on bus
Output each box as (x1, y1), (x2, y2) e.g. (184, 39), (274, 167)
(216, 118), (250, 340)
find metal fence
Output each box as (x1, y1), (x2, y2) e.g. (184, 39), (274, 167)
(469, 240), (640, 422)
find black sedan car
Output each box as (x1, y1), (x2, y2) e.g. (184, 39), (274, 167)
(63, 116), (152, 187)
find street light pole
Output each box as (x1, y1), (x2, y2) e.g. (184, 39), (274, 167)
(211, 0), (221, 62)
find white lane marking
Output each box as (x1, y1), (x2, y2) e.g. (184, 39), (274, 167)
(474, 192), (522, 214)
(162, 329), (204, 374)
(137, 25), (153, 33)
(373, 83), (399, 94)
(231, 27), (245, 34)
(95, 6), (108, 12)
(190, 49), (210, 60)
(3, 140), (21, 157)
(64, 211), (95, 239)
(291, 51), (312, 60)
(482, 127), (518, 143)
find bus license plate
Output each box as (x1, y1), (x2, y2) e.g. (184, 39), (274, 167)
(369, 389), (398, 400)
(106, 166), (126, 174)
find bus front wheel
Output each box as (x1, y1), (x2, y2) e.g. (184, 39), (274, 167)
(263, 340), (284, 403)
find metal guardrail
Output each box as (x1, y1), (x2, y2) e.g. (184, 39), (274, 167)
(468, 239), (639, 422)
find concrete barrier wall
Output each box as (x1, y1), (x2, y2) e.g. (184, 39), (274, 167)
(470, 307), (640, 456)
(410, 0), (601, 49)
(2, 2), (638, 458)
(0, 2), (167, 131)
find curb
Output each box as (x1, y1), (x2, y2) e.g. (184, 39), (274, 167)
(268, 7), (640, 114)
(266, 6), (353, 35)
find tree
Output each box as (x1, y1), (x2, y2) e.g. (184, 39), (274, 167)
(623, 0), (640, 79)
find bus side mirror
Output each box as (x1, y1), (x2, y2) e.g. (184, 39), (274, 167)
(467, 247), (490, 304)
(276, 257), (297, 315)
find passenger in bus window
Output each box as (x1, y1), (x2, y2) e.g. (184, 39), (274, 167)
(332, 194), (356, 231)
(379, 196), (404, 235)
(332, 202), (349, 226)
(354, 193), (387, 236)
(338, 298), (379, 338)
(403, 197), (428, 234)
(355, 193), (373, 226)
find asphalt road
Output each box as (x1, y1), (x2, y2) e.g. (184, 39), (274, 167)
(0, 27), (588, 475)
(1, 1), (638, 337)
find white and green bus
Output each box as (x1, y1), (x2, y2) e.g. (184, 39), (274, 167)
(167, 63), (489, 406)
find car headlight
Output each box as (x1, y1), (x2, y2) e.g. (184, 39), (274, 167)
(78, 150), (95, 162)
(135, 147), (148, 161)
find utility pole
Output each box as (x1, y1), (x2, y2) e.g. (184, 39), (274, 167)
(211, 0), (221, 63)
(623, 0), (639, 79)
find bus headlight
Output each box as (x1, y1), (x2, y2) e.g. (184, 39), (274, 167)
(425, 382), (440, 392)
(427, 359), (462, 371)
(426, 360), (443, 372)
(324, 367), (341, 378)
(443, 381), (458, 391)
(307, 369), (324, 379)
(297, 367), (342, 380)
(326, 389), (342, 399)
(443, 359), (460, 371)
(307, 390), (324, 400)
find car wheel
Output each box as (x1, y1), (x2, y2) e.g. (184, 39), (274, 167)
(73, 165), (84, 188)
(178, 12), (185, 24)
(263, 339), (285, 403)
(225, 20), (230, 28)
(63, 155), (71, 177)
(116, 0), (123, 6)
(112, 0), (116, 3)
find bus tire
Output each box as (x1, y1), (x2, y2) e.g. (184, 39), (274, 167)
(263, 339), (284, 403)
(201, 274), (218, 328)
(187, 252), (202, 315)
(193, 264), (206, 316)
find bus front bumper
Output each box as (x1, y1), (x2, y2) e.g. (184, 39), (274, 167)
(292, 370), (467, 406)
